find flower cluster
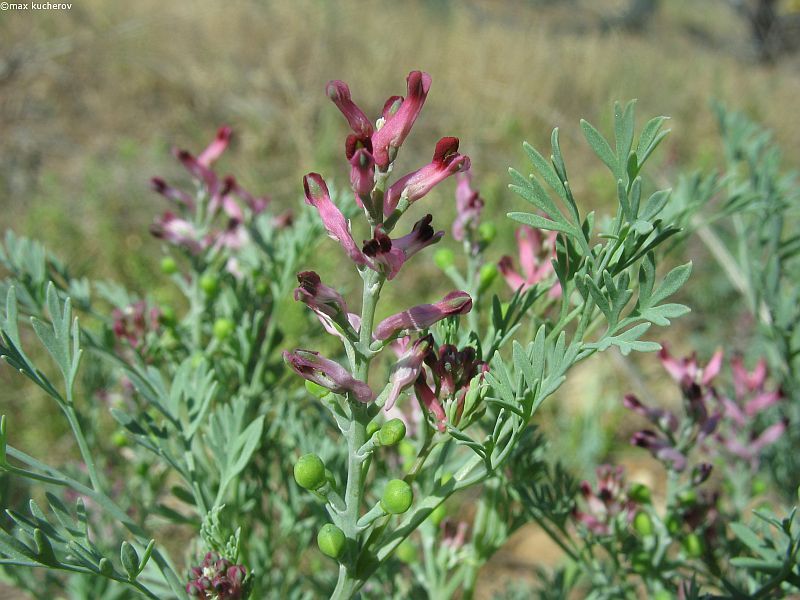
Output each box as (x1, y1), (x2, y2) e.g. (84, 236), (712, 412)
(186, 552), (247, 599)
(624, 346), (785, 473)
(284, 71), (475, 418)
(111, 300), (160, 350)
(573, 465), (638, 536)
(149, 127), (274, 266)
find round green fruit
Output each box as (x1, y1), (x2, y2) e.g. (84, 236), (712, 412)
(379, 419), (406, 446)
(293, 454), (326, 490)
(199, 273), (219, 296)
(478, 263), (498, 292)
(395, 540), (417, 564)
(213, 318), (234, 341)
(381, 479), (413, 515)
(478, 221), (497, 245)
(160, 257), (178, 275)
(429, 504), (446, 527)
(317, 524), (346, 559)
(633, 511), (653, 537)
(434, 248), (455, 270)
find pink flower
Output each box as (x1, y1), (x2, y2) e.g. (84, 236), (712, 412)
(452, 169), (484, 242)
(498, 226), (561, 297)
(150, 177), (195, 210)
(150, 212), (206, 254)
(186, 552), (246, 600)
(360, 216), (443, 280)
(630, 430), (688, 472)
(346, 139), (375, 204)
(623, 394), (679, 432)
(384, 137), (471, 215)
(293, 271), (349, 321)
(112, 301), (160, 349)
(373, 291), (473, 341)
(658, 345), (723, 390)
(414, 374), (447, 432)
(283, 350), (374, 403)
(303, 173), (367, 266)
(385, 335), (432, 410)
(326, 80), (373, 140)
(197, 126), (233, 167)
(440, 519), (469, 549)
(371, 71), (432, 169)
(392, 214), (444, 259)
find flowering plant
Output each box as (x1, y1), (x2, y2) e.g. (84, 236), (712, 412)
(2, 71), (795, 599)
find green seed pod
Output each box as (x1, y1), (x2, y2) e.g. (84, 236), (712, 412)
(317, 524), (346, 559)
(434, 248), (455, 271)
(366, 422), (380, 439)
(751, 477), (767, 496)
(305, 380), (330, 398)
(683, 533), (704, 558)
(293, 454), (326, 490)
(199, 273), (219, 296)
(378, 419), (406, 446)
(478, 221), (497, 245)
(381, 479), (413, 514)
(395, 540), (417, 564)
(677, 490), (697, 506)
(213, 318), (235, 341)
(159, 330), (179, 351)
(628, 483), (652, 504)
(160, 256), (178, 275)
(111, 430), (128, 448)
(478, 263), (498, 293)
(633, 511), (653, 537)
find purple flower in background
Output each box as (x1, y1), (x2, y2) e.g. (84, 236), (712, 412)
(186, 552), (246, 600)
(112, 301), (160, 349)
(498, 225), (561, 297)
(630, 430), (688, 472)
(151, 177), (195, 210)
(283, 349), (374, 403)
(373, 291), (473, 341)
(150, 212), (206, 254)
(384, 137), (471, 215)
(658, 345), (723, 390)
(573, 465), (637, 536)
(197, 126), (233, 167)
(452, 169), (484, 242)
(440, 518), (469, 549)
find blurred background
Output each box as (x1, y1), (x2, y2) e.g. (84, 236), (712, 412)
(1, 0), (799, 596)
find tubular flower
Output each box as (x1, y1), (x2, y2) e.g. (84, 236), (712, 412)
(414, 373), (447, 432)
(658, 345), (723, 391)
(197, 125), (233, 167)
(630, 430), (688, 472)
(326, 80), (374, 139)
(112, 301), (160, 349)
(362, 227), (406, 280)
(498, 225), (561, 297)
(346, 140), (376, 205)
(385, 335), (432, 410)
(186, 552), (246, 600)
(303, 173), (367, 266)
(150, 212), (206, 254)
(283, 350), (374, 403)
(293, 271), (350, 321)
(393, 214), (444, 260)
(384, 137), (471, 215)
(452, 169), (484, 242)
(371, 71), (432, 168)
(373, 291), (473, 341)
(151, 177), (195, 210)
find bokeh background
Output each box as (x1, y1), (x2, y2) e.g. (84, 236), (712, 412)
(2, 0), (799, 596)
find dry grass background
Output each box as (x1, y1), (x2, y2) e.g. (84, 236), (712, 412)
(1, 0), (799, 597)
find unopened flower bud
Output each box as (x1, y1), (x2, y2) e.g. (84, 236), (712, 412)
(317, 524), (346, 559)
(294, 454), (326, 490)
(381, 479), (413, 514)
(379, 419), (406, 446)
